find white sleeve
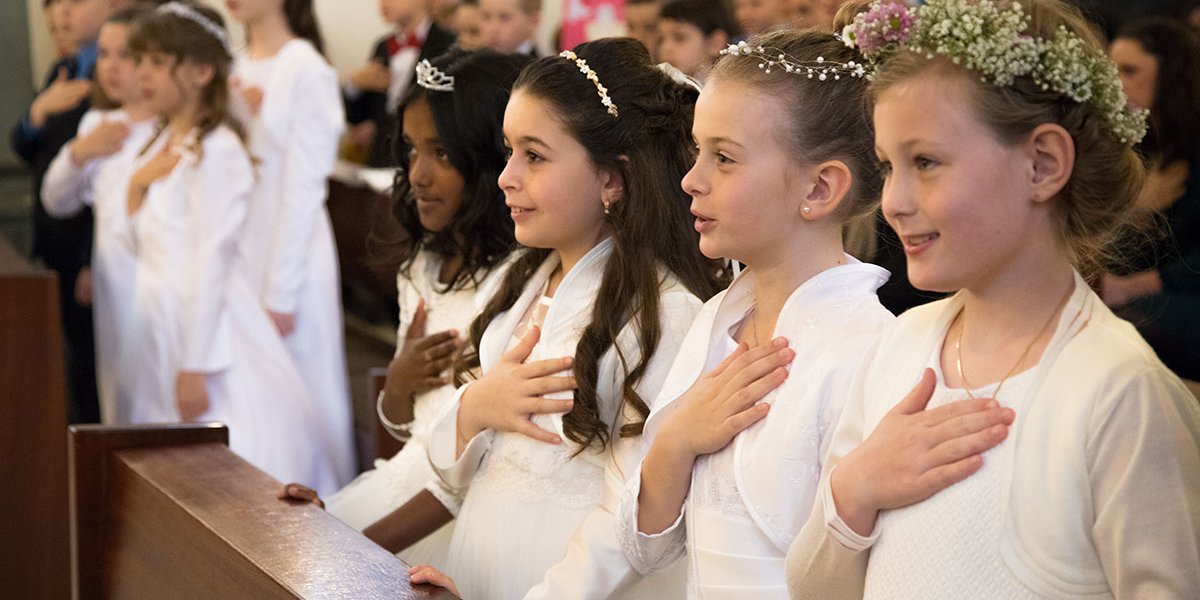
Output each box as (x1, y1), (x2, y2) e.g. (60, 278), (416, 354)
(263, 64), (345, 314)
(615, 463), (688, 576)
(1089, 369), (1200, 598)
(524, 290), (700, 599)
(180, 135), (252, 372)
(426, 381), (496, 491)
(41, 111), (102, 217)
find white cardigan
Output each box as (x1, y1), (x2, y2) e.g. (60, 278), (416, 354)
(786, 271), (1200, 599)
(428, 238), (702, 599)
(616, 260), (893, 596)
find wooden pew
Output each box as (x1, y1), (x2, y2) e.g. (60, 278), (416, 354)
(0, 236), (71, 600)
(69, 424), (457, 599)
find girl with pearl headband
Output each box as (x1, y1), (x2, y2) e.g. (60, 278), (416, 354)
(787, 1), (1200, 597)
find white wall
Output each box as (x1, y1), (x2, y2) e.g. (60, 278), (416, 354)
(25, 0), (397, 85)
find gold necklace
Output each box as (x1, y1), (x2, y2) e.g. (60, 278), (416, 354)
(954, 283), (1075, 401)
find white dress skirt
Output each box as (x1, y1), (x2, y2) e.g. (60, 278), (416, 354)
(116, 126), (342, 494)
(42, 108), (157, 423)
(232, 38), (355, 486)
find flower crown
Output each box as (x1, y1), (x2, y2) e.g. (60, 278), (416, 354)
(415, 59), (454, 92)
(841, 0), (1148, 144)
(720, 40), (869, 81)
(158, 2), (232, 56)
(560, 50), (618, 117)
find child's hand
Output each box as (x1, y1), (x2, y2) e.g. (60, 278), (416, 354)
(127, 146), (181, 215)
(349, 63), (390, 92)
(383, 300), (461, 422)
(29, 67), (91, 128)
(658, 338), (792, 459)
(70, 119), (130, 165)
(830, 369), (1015, 536)
(74, 267), (93, 306)
(456, 326), (575, 447)
(408, 564), (460, 596)
(277, 482), (325, 509)
(174, 371), (210, 421)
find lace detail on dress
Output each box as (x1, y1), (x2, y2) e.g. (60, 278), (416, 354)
(693, 453), (751, 519)
(472, 432), (605, 510)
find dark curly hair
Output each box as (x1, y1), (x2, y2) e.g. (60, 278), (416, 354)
(385, 49), (530, 292)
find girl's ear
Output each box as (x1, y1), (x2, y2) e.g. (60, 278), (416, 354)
(599, 163), (626, 209)
(181, 61), (215, 90)
(800, 160), (853, 220)
(1025, 123), (1075, 204)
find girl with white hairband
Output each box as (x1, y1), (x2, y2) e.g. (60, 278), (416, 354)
(406, 37), (727, 599)
(118, 1), (341, 494)
(616, 27), (892, 599)
(225, 0), (356, 490)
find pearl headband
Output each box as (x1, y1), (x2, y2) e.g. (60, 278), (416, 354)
(157, 2), (232, 55)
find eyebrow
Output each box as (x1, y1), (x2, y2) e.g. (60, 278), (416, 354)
(514, 135), (552, 150)
(697, 135), (747, 150)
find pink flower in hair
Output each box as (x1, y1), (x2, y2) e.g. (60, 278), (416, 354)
(843, 1), (915, 56)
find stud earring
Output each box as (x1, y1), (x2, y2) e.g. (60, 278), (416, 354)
(603, 200), (611, 215)
(802, 205), (812, 214)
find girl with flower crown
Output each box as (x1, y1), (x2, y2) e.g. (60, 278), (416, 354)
(787, 0), (1200, 597)
(119, 2), (341, 493)
(614, 28), (893, 600)
(42, 5), (156, 424)
(407, 37), (726, 599)
(226, 0), (355, 489)
(321, 48), (531, 570)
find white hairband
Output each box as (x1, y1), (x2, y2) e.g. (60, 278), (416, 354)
(415, 59), (454, 92)
(157, 2), (232, 55)
(560, 50), (618, 118)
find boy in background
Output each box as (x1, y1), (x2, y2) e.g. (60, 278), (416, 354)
(657, 0), (736, 82)
(479, 0), (539, 55)
(625, 0), (662, 60)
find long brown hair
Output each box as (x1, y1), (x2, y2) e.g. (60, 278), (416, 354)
(283, 0), (326, 56)
(128, 2), (246, 156)
(455, 38), (727, 453)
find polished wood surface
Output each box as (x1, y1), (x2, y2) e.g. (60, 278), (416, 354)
(0, 238), (70, 600)
(70, 424), (457, 599)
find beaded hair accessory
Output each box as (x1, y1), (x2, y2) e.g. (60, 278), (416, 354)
(559, 50), (618, 117)
(720, 40), (869, 81)
(415, 59), (455, 92)
(158, 2), (232, 55)
(841, 0), (1148, 144)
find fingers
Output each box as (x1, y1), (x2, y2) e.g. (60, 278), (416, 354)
(502, 325), (541, 364)
(518, 355), (574, 379)
(916, 454), (986, 499)
(727, 366), (788, 410)
(408, 565), (457, 593)
(520, 396), (575, 416)
(277, 483), (324, 509)
(722, 401), (771, 436)
(890, 368), (937, 416)
(927, 399), (1014, 439)
(412, 376), (447, 393)
(55, 66), (69, 82)
(522, 375), (578, 398)
(510, 417), (563, 445)
(415, 329), (458, 353)
(405, 298), (427, 339)
(925, 421), (1011, 472)
(706, 341), (749, 378)
(723, 344), (794, 393)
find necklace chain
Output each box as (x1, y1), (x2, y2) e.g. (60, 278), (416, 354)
(954, 283), (1076, 401)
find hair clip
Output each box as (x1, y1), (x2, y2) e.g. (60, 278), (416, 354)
(415, 59), (455, 92)
(720, 40), (869, 81)
(157, 2), (232, 55)
(559, 50), (618, 118)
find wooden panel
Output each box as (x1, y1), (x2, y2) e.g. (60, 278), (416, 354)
(0, 243), (70, 600)
(70, 425), (457, 599)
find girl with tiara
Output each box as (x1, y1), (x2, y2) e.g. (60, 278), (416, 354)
(323, 49), (532, 569)
(120, 2), (341, 493)
(42, 4), (156, 423)
(616, 28), (893, 599)
(787, 1), (1200, 597)
(226, 0), (355, 486)
(408, 37), (726, 599)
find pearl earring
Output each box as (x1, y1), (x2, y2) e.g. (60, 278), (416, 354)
(802, 205), (812, 214)
(603, 200), (611, 215)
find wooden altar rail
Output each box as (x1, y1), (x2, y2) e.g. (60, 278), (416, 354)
(69, 424), (456, 599)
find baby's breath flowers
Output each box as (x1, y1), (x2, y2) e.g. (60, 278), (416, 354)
(843, 0), (1148, 144)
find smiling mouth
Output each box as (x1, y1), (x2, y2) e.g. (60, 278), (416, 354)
(510, 207), (533, 215)
(903, 232), (939, 247)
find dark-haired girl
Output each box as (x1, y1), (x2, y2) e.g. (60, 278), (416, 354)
(119, 2), (341, 493)
(324, 48), (531, 569)
(227, 0), (355, 486)
(409, 37), (725, 598)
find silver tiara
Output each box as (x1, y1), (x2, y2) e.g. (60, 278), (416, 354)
(720, 40), (869, 81)
(560, 50), (618, 118)
(158, 2), (232, 55)
(415, 59), (455, 92)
